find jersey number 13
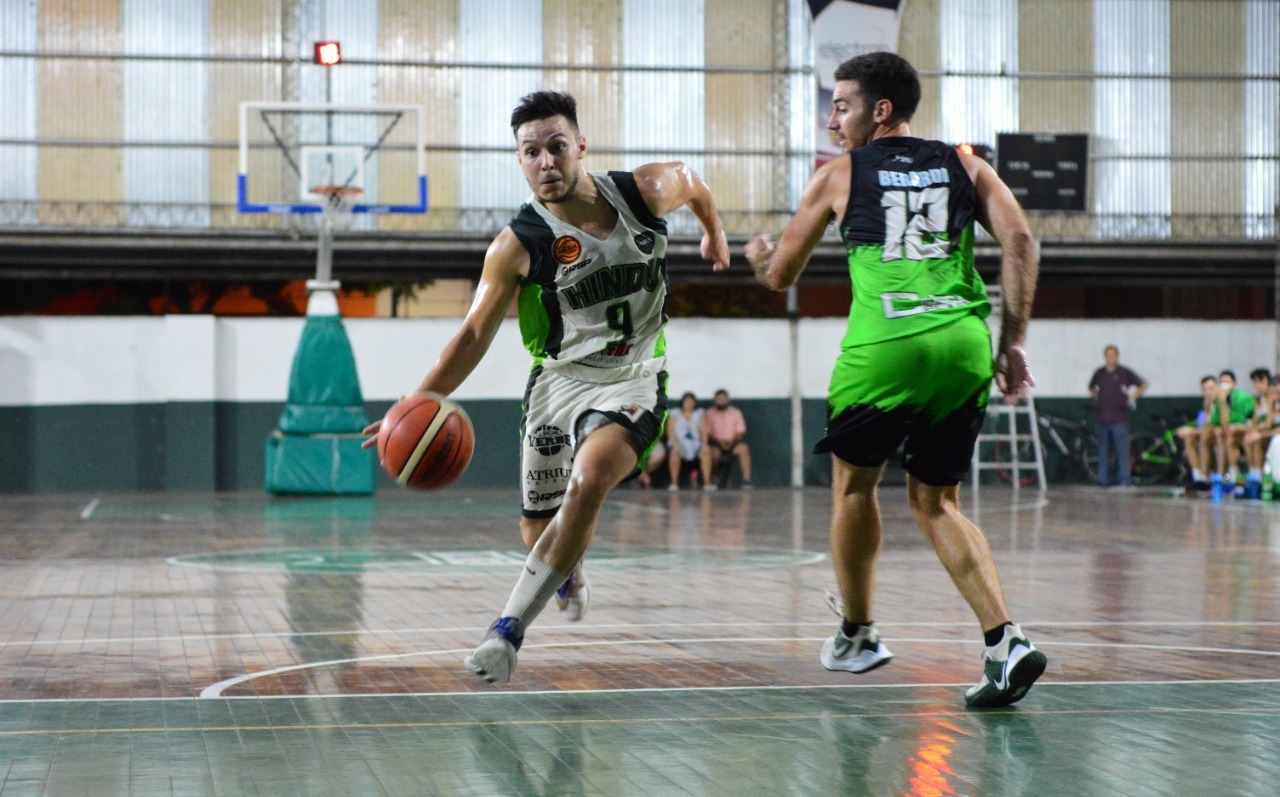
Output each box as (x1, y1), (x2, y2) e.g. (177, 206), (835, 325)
(880, 187), (949, 262)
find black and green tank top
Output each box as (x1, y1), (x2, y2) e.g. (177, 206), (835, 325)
(838, 137), (990, 348)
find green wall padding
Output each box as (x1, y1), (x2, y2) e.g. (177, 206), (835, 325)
(0, 396), (1205, 493)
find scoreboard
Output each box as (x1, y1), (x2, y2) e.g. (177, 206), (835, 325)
(996, 133), (1089, 211)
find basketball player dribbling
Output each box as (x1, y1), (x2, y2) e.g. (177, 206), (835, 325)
(364, 91), (730, 684)
(746, 52), (1047, 707)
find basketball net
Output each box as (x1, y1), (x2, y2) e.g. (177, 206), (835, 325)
(306, 185), (362, 315)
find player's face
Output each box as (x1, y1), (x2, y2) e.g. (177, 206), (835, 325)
(1254, 376), (1269, 394)
(1201, 380), (1218, 401)
(827, 81), (878, 151)
(1104, 348), (1118, 368)
(516, 115), (586, 203)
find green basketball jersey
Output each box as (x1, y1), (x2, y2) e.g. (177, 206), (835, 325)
(838, 138), (990, 349)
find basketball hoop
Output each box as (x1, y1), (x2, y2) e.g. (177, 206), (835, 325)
(310, 185), (363, 215)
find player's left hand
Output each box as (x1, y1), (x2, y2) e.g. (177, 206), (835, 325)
(996, 345), (1036, 405)
(702, 229), (730, 271)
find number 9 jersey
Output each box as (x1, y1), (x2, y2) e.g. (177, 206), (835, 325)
(510, 171), (669, 384)
(838, 138), (990, 349)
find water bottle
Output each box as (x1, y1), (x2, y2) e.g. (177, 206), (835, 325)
(1210, 473), (1224, 501)
(1265, 464), (1274, 501)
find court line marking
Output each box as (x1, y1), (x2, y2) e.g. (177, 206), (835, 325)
(4, 677), (1280, 706)
(198, 634), (1280, 698)
(162, 547), (828, 572)
(4, 619), (1279, 650)
(4, 701), (1280, 738)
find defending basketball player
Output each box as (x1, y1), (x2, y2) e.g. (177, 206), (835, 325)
(363, 91), (730, 684)
(745, 52), (1046, 707)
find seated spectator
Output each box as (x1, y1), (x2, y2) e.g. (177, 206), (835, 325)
(1212, 369), (1256, 495)
(667, 392), (708, 491)
(1177, 375), (1218, 490)
(1243, 371), (1279, 494)
(704, 389), (753, 490)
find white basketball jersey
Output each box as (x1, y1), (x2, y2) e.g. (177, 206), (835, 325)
(510, 171), (669, 383)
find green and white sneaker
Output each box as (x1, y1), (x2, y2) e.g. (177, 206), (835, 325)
(820, 622), (894, 674)
(964, 623), (1047, 708)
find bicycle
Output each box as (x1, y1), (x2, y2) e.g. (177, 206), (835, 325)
(1129, 415), (1189, 486)
(996, 410), (1188, 487)
(994, 409), (1099, 486)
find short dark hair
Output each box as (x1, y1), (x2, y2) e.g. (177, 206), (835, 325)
(1201, 375), (1217, 386)
(510, 91), (578, 138)
(1104, 345), (1119, 355)
(833, 51), (921, 123)
(680, 392), (697, 404)
(1250, 368), (1271, 382)
(714, 389), (729, 399)
(1220, 369), (1237, 382)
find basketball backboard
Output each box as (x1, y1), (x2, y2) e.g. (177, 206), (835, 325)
(237, 102), (427, 215)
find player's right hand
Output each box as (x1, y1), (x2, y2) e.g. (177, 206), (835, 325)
(361, 419), (382, 450)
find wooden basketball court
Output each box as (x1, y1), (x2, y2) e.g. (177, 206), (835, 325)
(0, 485), (1275, 795)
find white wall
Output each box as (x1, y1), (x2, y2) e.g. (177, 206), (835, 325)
(0, 315), (1274, 406)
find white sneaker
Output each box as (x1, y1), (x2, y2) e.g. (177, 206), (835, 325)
(820, 622), (894, 674)
(964, 623), (1047, 708)
(464, 617), (522, 684)
(554, 564), (590, 622)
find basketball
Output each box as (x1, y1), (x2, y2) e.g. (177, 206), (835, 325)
(376, 393), (474, 490)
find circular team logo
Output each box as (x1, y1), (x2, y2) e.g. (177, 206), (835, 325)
(527, 424), (573, 455)
(552, 235), (582, 264)
(528, 424), (571, 456)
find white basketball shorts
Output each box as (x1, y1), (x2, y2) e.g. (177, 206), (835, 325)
(520, 364), (668, 518)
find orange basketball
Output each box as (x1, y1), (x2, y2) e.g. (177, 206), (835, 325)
(376, 393), (474, 490)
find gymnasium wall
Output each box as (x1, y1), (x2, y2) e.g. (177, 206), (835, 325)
(1, 315), (1274, 493)
(3, 0), (1276, 238)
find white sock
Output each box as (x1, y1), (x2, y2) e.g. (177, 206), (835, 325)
(500, 551), (570, 627)
(1251, 468), (1262, 478)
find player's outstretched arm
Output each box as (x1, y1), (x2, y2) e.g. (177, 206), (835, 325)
(632, 162), (730, 271)
(361, 230), (525, 447)
(745, 158), (845, 292)
(964, 152), (1039, 403)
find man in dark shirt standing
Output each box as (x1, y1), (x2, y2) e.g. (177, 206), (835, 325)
(1088, 345), (1149, 487)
